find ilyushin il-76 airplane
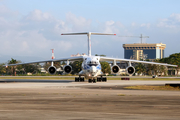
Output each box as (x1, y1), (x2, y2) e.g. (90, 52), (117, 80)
(5, 32), (177, 83)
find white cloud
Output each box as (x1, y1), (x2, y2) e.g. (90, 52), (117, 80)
(66, 12), (92, 31)
(0, 9), (78, 61)
(131, 22), (137, 27)
(25, 9), (53, 21)
(140, 23), (151, 28)
(0, 8), (126, 58)
(99, 20), (122, 34)
(170, 13), (180, 22)
(157, 18), (175, 28)
(1, 6), (180, 62)
(105, 20), (115, 26)
(0, 5), (18, 19)
(0, 29), (74, 58)
(157, 13), (180, 28)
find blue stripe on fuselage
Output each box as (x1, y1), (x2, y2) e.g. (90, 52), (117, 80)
(96, 65), (101, 70)
(83, 64), (101, 70)
(83, 64), (90, 70)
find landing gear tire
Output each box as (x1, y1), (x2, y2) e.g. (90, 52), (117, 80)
(97, 77), (107, 82)
(88, 79), (92, 83)
(93, 79), (96, 83)
(102, 77), (107, 82)
(75, 77), (84, 82)
(75, 77), (79, 82)
(80, 77), (84, 82)
(97, 78), (102, 82)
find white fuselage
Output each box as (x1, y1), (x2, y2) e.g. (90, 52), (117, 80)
(79, 56), (103, 79)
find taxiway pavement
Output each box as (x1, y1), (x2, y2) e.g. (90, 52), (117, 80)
(0, 79), (180, 120)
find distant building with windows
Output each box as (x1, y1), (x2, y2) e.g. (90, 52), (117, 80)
(123, 43), (166, 60)
(71, 53), (87, 57)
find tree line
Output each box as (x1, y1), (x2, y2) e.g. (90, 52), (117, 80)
(0, 53), (179, 76)
(135, 53), (180, 76)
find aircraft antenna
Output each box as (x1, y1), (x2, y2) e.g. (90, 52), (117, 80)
(51, 49), (55, 59)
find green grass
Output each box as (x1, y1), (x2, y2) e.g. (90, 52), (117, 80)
(125, 85), (180, 91)
(128, 78), (180, 81)
(117, 94), (126, 96)
(107, 77), (180, 81)
(0, 76), (180, 81)
(0, 76), (74, 80)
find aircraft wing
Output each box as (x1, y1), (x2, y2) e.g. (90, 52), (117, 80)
(5, 56), (84, 66)
(99, 56), (178, 67)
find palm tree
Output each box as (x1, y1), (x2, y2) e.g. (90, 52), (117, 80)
(168, 53), (180, 76)
(7, 58), (20, 76)
(0, 63), (6, 75)
(100, 61), (111, 75)
(159, 65), (167, 76)
(70, 61), (82, 74)
(135, 63), (146, 76)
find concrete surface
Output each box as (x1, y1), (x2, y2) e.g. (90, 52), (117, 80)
(0, 79), (180, 120)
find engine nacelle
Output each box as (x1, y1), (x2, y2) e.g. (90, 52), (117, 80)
(126, 66), (135, 75)
(63, 65), (72, 74)
(48, 66), (56, 75)
(111, 65), (120, 74)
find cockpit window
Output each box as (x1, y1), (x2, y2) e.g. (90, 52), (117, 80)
(87, 61), (98, 66)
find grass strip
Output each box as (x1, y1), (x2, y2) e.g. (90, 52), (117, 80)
(0, 77), (74, 80)
(0, 76), (180, 81)
(129, 78), (180, 81)
(125, 85), (180, 91)
(107, 78), (180, 81)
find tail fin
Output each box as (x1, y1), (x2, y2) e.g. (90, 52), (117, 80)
(61, 32), (116, 56)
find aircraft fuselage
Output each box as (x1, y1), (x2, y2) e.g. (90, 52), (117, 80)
(79, 56), (103, 79)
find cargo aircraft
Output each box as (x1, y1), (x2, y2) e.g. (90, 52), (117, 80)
(5, 32), (177, 83)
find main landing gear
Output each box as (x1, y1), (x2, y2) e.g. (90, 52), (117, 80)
(88, 77), (107, 83)
(75, 77), (84, 82)
(75, 76), (107, 83)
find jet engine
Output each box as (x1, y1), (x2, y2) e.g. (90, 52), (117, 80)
(126, 66), (135, 75)
(63, 65), (72, 74)
(48, 66), (56, 75)
(111, 65), (120, 74)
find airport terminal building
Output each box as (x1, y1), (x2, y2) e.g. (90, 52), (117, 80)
(123, 43), (166, 60)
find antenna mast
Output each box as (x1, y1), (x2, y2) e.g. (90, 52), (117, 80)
(50, 49), (55, 66)
(51, 49), (55, 59)
(119, 34), (149, 43)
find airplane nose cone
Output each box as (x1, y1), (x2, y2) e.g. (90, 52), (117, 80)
(90, 66), (96, 73)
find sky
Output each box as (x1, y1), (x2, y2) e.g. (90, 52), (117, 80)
(0, 0), (180, 63)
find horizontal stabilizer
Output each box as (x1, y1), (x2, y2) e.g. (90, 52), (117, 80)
(61, 32), (116, 36)
(61, 32), (116, 56)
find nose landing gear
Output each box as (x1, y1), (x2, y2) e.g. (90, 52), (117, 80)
(75, 77), (107, 83)
(88, 77), (107, 83)
(75, 77), (84, 82)
(88, 79), (96, 83)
